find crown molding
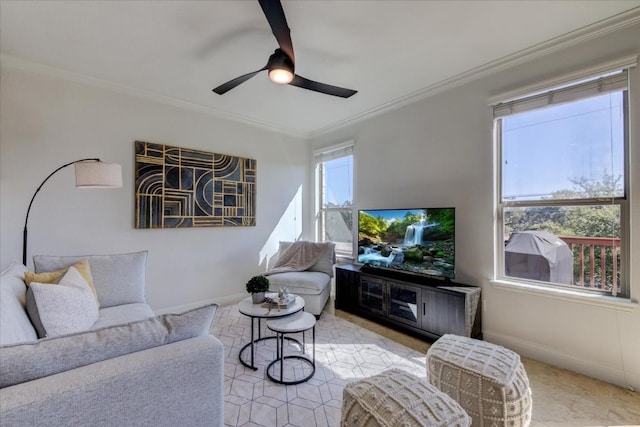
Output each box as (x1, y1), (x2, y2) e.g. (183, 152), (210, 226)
(0, 54), (308, 139)
(308, 7), (640, 139)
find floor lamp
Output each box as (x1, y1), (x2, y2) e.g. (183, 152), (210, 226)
(22, 158), (123, 265)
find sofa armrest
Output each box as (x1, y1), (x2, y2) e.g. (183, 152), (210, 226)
(0, 335), (224, 427)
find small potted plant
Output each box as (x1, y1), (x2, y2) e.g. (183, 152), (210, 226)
(246, 275), (270, 304)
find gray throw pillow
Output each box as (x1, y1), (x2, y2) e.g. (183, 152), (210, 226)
(0, 303), (218, 389)
(33, 251), (148, 308)
(26, 267), (99, 339)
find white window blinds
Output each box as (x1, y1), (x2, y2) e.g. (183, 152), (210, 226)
(313, 141), (354, 163)
(493, 70), (629, 118)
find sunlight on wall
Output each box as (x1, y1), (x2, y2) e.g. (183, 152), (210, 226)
(259, 185), (303, 268)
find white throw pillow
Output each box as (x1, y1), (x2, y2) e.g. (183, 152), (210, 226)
(26, 267), (99, 338)
(0, 260), (38, 345)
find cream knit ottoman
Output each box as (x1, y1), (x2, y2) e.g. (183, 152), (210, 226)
(341, 369), (471, 427)
(426, 334), (532, 427)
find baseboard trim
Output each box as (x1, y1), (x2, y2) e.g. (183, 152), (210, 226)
(483, 330), (633, 390)
(153, 293), (246, 315)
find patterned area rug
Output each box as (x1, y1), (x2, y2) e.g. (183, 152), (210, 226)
(212, 304), (427, 427)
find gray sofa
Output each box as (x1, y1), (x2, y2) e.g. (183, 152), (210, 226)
(0, 251), (224, 426)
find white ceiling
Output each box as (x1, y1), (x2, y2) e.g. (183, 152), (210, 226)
(1, 1), (639, 137)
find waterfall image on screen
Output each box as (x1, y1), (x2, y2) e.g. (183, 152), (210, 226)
(357, 208), (455, 279)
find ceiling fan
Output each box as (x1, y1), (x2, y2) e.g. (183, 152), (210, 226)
(212, 0), (357, 98)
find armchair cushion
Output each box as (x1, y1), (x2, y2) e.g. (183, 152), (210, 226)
(267, 271), (331, 294)
(33, 251), (147, 308)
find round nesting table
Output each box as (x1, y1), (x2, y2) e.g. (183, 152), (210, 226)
(266, 311), (316, 385)
(237, 295), (305, 371)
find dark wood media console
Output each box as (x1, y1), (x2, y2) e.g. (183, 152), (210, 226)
(335, 264), (482, 341)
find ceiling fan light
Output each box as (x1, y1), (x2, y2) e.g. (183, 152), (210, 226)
(269, 68), (294, 84)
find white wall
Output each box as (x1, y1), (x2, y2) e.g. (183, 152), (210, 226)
(311, 24), (640, 390)
(0, 66), (309, 310)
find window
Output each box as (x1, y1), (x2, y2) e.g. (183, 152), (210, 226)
(494, 68), (630, 298)
(314, 142), (354, 258)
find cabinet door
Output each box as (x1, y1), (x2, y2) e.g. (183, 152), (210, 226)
(421, 288), (466, 337)
(388, 281), (421, 327)
(359, 275), (385, 315)
(335, 266), (359, 310)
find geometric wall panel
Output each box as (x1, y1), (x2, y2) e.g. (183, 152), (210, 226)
(134, 141), (256, 228)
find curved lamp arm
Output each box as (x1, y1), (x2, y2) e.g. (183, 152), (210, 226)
(22, 158), (106, 265)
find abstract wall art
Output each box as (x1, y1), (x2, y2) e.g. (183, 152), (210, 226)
(134, 141), (256, 228)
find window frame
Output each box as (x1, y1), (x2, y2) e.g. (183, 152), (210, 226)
(314, 142), (355, 259)
(493, 69), (631, 299)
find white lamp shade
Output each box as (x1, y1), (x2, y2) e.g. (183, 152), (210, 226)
(75, 161), (123, 188)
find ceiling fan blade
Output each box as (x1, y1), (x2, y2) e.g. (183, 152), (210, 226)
(289, 75), (357, 98)
(258, 0), (294, 62)
(212, 66), (267, 95)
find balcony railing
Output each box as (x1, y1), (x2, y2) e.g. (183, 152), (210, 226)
(558, 236), (621, 294)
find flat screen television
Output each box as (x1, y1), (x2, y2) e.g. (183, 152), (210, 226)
(357, 208), (455, 279)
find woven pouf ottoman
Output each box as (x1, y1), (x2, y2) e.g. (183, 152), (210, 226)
(426, 334), (532, 427)
(341, 369), (471, 427)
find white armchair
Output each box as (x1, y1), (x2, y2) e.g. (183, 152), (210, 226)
(264, 241), (335, 318)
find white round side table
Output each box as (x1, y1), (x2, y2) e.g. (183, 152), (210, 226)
(237, 295), (305, 370)
(265, 311), (316, 385)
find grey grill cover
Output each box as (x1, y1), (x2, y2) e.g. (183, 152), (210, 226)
(505, 231), (573, 284)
